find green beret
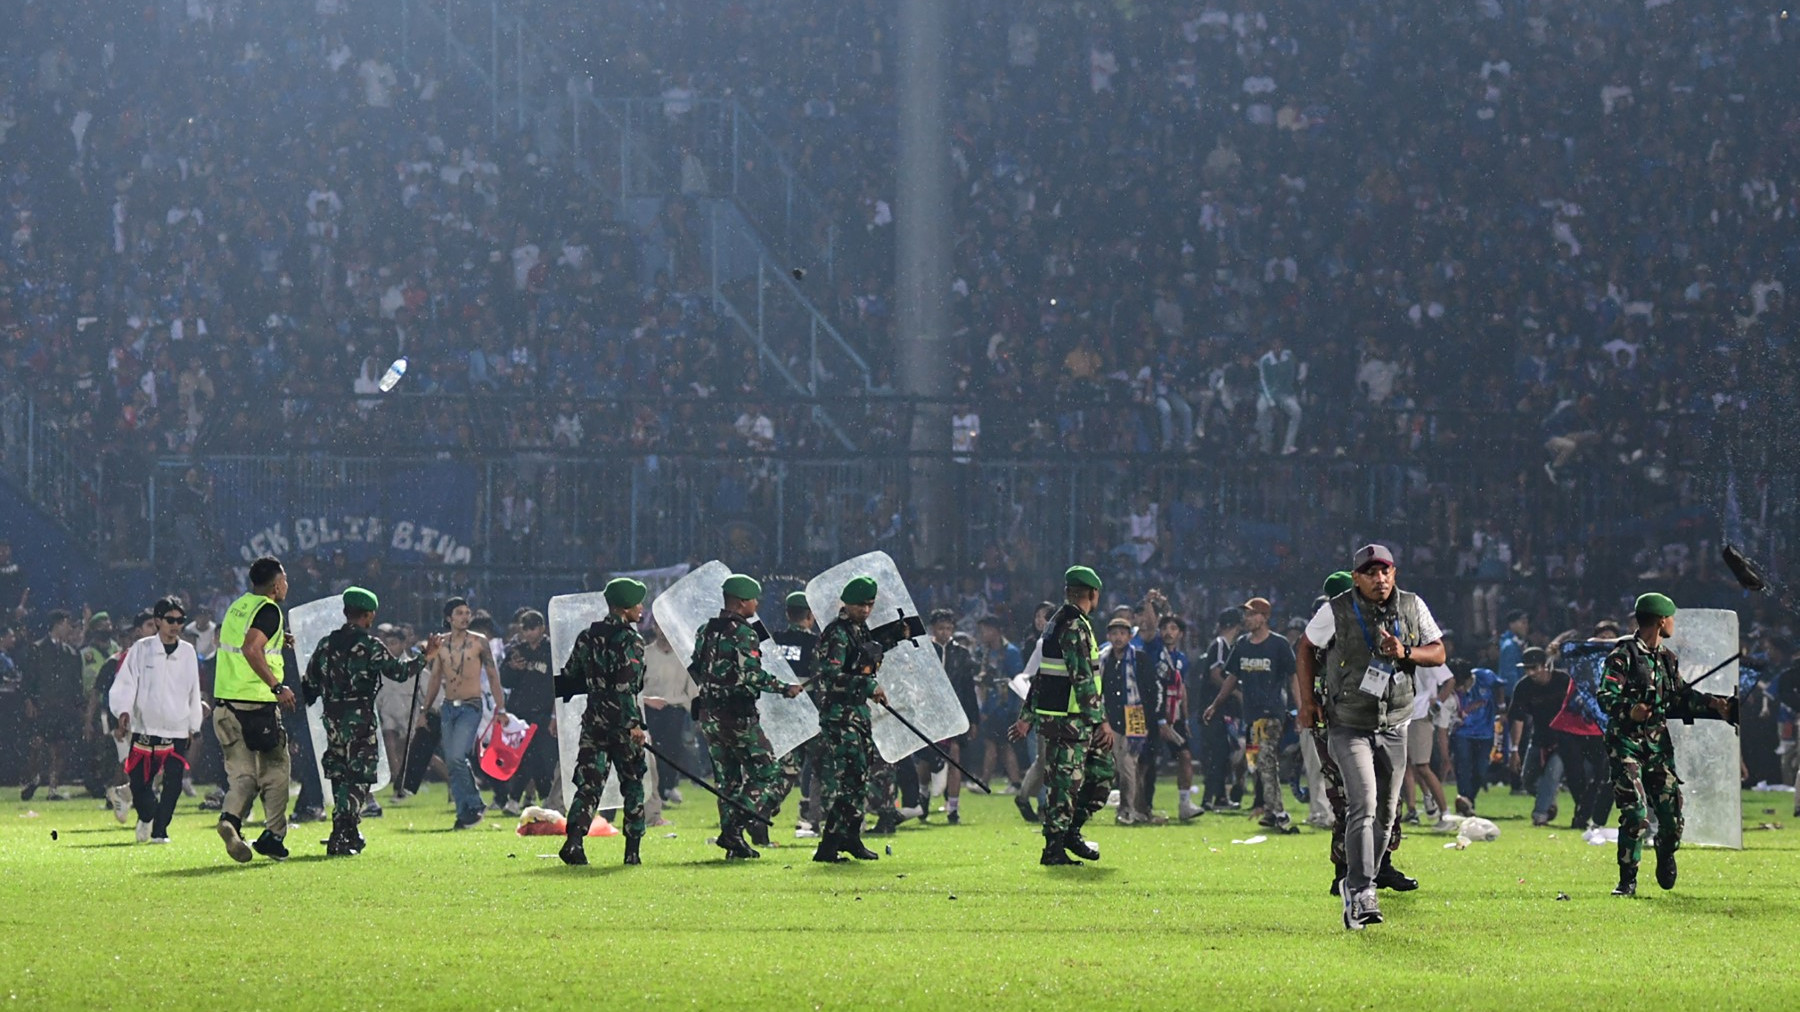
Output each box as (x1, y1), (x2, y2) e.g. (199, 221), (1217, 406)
(343, 587), (380, 613)
(722, 574), (762, 601)
(785, 591), (811, 610)
(604, 578), (648, 609)
(1634, 592), (1676, 618)
(1323, 571), (1354, 597)
(840, 576), (878, 605)
(1064, 565), (1103, 592)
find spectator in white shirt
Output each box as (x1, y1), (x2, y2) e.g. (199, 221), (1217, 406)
(109, 597), (204, 843)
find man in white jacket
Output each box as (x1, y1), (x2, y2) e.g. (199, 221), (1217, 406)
(109, 597), (204, 843)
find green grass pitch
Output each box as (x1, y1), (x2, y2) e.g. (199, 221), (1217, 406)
(2, 782), (1795, 1009)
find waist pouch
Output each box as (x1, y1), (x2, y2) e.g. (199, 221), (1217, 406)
(226, 701), (284, 752)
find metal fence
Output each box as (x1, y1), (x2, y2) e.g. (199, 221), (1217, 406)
(0, 392), (107, 559)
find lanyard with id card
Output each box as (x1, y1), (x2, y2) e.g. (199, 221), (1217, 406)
(1352, 597), (1402, 698)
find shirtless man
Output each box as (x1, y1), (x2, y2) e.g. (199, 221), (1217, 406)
(418, 597), (504, 829)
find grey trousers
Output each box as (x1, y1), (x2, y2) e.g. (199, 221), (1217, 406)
(1327, 725), (1408, 894)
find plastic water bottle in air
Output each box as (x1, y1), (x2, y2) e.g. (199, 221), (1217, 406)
(378, 357), (408, 392)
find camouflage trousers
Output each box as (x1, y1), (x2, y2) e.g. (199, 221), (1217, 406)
(323, 701), (380, 829)
(1313, 726), (1401, 867)
(567, 723), (647, 840)
(770, 746), (803, 817)
(1038, 718), (1115, 843)
(1610, 751), (1683, 869)
(700, 713), (783, 837)
(819, 707), (875, 839)
(1250, 717), (1288, 823)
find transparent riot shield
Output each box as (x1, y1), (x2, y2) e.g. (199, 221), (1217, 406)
(650, 560), (818, 758)
(294, 597), (394, 798)
(805, 552), (970, 763)
(1665, 608), (1743, 849)
(549, 592), (623, 812)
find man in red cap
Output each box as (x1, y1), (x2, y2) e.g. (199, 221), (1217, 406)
(1296, 544), (1445, 930)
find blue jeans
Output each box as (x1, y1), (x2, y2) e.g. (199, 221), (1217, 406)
(1452, 736), (1492, 804)
(438, 701), (485, 823)
(1532, 747), (1566, 820)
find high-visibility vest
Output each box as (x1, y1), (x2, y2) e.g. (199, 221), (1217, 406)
(214, 592), (284, 702)
(1034, 609), (1100, 717)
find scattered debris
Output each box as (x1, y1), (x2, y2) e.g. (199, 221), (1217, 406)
(1555, 893), (1570, 901)
(1230, 835), (1268, 845)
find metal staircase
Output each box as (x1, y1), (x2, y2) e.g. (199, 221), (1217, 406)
(391, 0), (877, 447)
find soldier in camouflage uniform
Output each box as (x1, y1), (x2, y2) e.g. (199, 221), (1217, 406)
(559, 578), (652, 867)
(300, 587), (440, 856)
(1598, 593), (1735, 896)
(1011, 566), (1116, 866)
(811, 576), (889, 863)
(690, 574), (805, 859)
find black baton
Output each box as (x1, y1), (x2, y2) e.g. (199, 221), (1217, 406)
(641, 739), (774, 828)
(876, 699), (990, 795)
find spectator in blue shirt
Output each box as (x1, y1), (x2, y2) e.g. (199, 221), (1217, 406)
(1449, 665), (1502, 815)
(974, 616), (1027, 795)
(1498, 610), (1529, 689)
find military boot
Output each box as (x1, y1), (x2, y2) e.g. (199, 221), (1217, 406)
(1611, 865), (1638, 897)
(718, 829), (761, 859)
(559, 834), (588, 866)
(1040, 843), (1074, 866)
(1063, 830), (1100, 862)
(623, 836), (642, 866)
(869, 809), (901, 836)
(812, 832), (847, 863)
(1330, 857), (1347, 896)
(1654, 839), (1678, 890)
(747, 821), (772, 847)
(844, 824), (880, 860)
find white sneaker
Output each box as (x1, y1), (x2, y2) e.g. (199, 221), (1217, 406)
(665, 788), (684, 806)
(795, 819), (815, 833)
(108, 785), (131, 824)
(502, 800), (521, 817)
(148, 836), (170, 844)
(1106, 789), (1121, 808)
(136, 820), (152, 843)
(897, 805), (924, 820)
(1178, 800), (1204, 821)
(795, 828), (818, 839)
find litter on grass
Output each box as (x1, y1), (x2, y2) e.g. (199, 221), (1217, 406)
(1230, 835), (1268, 845)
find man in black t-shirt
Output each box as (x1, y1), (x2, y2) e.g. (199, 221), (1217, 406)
(1196, 608), (1243, 810)
(1508, 646), (1575, 827)
(770, 593), (822, 832)
(1206, 599), (1298, 833)
(497, 610), (556, 814)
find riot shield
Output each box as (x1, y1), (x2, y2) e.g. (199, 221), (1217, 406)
(805, 552), (970, 762)
(294, 597), (394, 798)
(1665, 608), (1743, 849)
(650, 560), (819, 758)
(549, 592), (623, 811)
